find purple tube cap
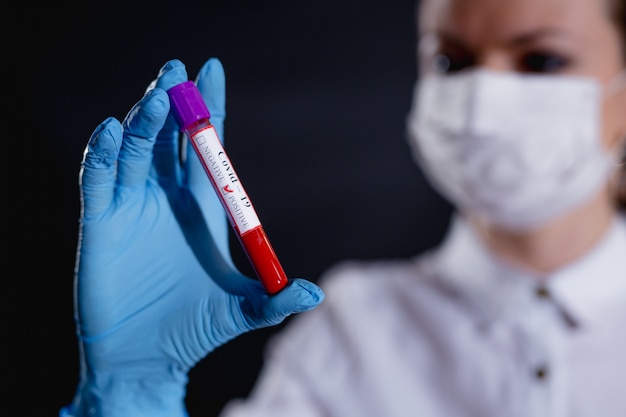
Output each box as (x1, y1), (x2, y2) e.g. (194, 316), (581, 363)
(167, 81), (211, 131)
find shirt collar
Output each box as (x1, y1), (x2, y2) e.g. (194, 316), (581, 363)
(432, 213), (626, 328)
(548, 213), (626, 327)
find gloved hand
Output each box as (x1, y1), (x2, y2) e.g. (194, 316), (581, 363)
(62, 58), (324, 417)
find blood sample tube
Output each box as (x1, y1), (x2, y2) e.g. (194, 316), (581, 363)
(167, 81), (288, 294)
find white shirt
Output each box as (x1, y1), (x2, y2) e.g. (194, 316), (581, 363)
(221, 214), (626, 417)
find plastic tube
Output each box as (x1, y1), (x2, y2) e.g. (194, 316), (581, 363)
(167, 81), (288, 294)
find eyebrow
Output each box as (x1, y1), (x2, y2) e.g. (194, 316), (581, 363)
(507, 28), (572, 46)
(436, 31), (470, 50)
(435, 28), (572, 50)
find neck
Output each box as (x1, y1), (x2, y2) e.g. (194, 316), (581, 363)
(470, 188), (617, 276)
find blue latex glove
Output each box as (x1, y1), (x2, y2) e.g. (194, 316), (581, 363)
(62, 58), (324, 417)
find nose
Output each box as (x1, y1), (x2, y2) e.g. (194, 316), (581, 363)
(477, 49), (515, 72)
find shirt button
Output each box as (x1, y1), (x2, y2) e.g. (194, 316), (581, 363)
(535, 285), (550, 299)
(534, 366), (548, 380)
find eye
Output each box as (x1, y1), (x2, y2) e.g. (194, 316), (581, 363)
(520, 52), (571, 73)
(432, 53), (475, 74)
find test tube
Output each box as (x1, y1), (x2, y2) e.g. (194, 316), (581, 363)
(167, 81), (288, 294)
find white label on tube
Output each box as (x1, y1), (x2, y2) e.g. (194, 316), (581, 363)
(191, 126), (261, 234)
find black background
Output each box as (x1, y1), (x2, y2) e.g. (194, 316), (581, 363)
(14, 1), (453, 415)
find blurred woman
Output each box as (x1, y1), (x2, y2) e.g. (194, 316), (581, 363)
(62, 0), (626, 416)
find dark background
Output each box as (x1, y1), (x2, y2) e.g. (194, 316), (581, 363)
(14, 0), (453, 415)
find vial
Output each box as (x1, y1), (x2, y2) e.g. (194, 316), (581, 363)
(167, 81), (288, 294)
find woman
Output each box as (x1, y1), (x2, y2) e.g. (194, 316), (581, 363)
(62, 0), (626, 416)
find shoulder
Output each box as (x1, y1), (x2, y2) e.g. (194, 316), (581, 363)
(266, 252), (443, 351)
(317, 253), (442, 312)
(275, 252), (460, 349)
(264, 250), (464, 374)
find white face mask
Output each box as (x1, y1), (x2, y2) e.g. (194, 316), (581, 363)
(406, 69), (625, 231)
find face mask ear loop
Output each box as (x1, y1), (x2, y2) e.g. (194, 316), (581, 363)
(620, 135), (626, 167)
(617, 137), (626, 210)
(604, 70), (626, 98)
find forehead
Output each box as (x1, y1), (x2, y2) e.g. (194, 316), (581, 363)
(419, 0), (606, 40)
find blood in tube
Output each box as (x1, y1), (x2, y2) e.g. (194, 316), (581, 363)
(167, 81), (288, 294)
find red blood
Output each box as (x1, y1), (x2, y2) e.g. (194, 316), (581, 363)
(240, 226), (288, 294)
